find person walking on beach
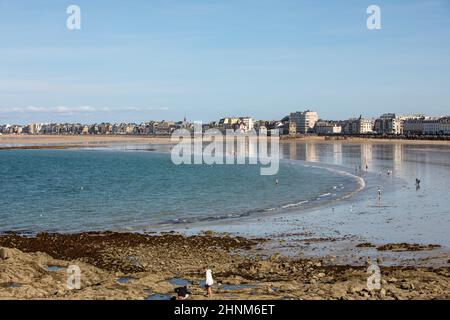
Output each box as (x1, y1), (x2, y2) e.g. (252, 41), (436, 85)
(205, 269), (214, 298)
(377, 186), (382, 205)
(416, 178), (421, 190)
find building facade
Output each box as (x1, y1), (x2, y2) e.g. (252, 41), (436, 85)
(342, 117), (374, 134)
(314, 121), (342, 134)
(289, 110), (318, 134)
(374, 113), (403, 135)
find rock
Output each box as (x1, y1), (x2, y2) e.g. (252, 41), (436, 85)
(347, 286), (358, 294)
(0, 247), (13, 260)
(270, 253), (281, 261)
(356, 242), (376, 248)
(317, 272), (326, 278)
(380, 288), (386, 297)
(400, 281), (413, 290)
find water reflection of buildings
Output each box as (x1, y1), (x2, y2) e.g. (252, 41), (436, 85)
(305, 143), (318, 162)
(289, 141), (297, 160)
(370, 143), (405, 175)
(283, 142), (405, 175)
(285, 142), (318, 162)
(360, 144), (373, 170)
(333, 142), (342, 166)
(393, 144), (404, 174)
(248, 138), (258, 159)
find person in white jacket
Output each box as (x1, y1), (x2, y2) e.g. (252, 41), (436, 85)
(205, 269), (213, 297)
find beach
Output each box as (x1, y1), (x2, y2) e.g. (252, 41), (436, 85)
(1, 134), (450, 149)
(1, 135), (449, 300)
(0, 134), (174, 149)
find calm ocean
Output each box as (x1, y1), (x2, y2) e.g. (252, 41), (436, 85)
(0, 148), (356, 233)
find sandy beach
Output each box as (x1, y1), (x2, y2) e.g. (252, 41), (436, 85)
(0, 134), (175, 148)
(1, 134), (450, 149)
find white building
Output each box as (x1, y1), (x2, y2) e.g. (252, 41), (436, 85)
(423, 117), (450, 135)
(374, 113), (403, 135)
(239, 117), (254, 132)
(290, 110), (318, 134)
(358, 118), (375, 134)
(314, 121), (342, 134)
(438, 117), (450, 135)
(403, 117), (426, 135)
(342, 117), (374, 134)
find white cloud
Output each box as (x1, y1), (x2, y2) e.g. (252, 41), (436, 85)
(0, 79), (193, 95)
(0, 106), (169, 115)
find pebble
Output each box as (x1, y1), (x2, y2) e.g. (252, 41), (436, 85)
(348, 287), (357, 294)
(0, 247), (13, 260)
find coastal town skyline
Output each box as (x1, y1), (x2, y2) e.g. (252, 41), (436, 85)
(2, 109), (449, 137)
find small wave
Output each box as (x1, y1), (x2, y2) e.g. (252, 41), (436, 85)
(281, 200), (308, 209)
(158, 161), (367, 227)
(319, 193), (331, 197)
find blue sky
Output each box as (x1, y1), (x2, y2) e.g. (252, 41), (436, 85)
(0, 0), (449, 124)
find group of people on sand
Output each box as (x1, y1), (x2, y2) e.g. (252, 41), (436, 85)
(172, 269), (214, 300)
(378, 168), (393, 177)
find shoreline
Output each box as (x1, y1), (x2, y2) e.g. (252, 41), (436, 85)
(281, 135), (450, 145)
(1, 134), (450, 149)
(1, 231), (448, 300)
(155, 160), (368, 239)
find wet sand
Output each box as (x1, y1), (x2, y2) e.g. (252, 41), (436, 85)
(0, 134), (174, 148)
(1, 134), (450, 149)
(1, 232), (449, 300)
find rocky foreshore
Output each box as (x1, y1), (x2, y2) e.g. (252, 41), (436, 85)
(0, 232), (449, 300)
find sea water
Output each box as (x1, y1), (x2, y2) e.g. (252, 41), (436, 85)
(0, 148), (357, 233)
